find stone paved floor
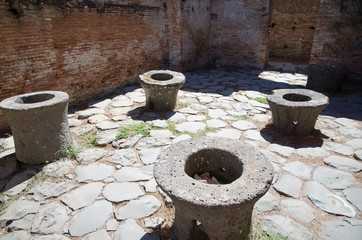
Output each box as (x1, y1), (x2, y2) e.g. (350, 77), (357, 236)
(0, 68), (361, 240)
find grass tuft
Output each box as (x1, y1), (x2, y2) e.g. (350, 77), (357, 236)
(116, 122), (151, 140)
(54, 143), (82, 160)
(252, 97), (268, 104)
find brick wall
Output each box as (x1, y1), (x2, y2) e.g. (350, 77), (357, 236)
(165, 0), (212, 71)
(310, 0), (362, 75)
(268, 0), (320, 63)
(0, 1), (164, 131)
(210, 0), (270, 69)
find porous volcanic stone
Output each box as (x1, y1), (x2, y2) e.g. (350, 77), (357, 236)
(154, 137), (274, 240)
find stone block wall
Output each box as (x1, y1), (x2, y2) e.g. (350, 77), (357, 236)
(0, 0), (164, 130)
(210, 0), (270, 68)
(310, 0), (362, 75)
(268, 0), (320, 63)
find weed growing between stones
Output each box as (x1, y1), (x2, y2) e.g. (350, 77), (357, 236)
(54, 143), (82, 160)
(229, 114), (249, 122)
(177, 102), (190, 108)
(249, 222), (288, 240)
(77, 132), (98, 148)
(116, 122), (151, 140)
(252, 97), (268, 104)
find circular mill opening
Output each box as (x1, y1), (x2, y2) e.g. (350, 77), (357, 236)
(283, 93), (311, 102)
(19, 93), (55, 104)
(151, 73), (173, 81)
(185, 148), (243, 184)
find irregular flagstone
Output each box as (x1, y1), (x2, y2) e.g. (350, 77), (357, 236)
(306, 181), (356, 217)
(8, 214), (34, 231)
(227, 110), (248, 117)
(76, 148), (107, 164)
(335, 117), (359, 127)
(319, 219), (362, 240)
(31, 202), (68, 234)
(68, 118), (83, 127)
(173, 134), (192, 143)
(281, 199), (316, 224)
(69, 200), (113, 237)
(248, 99), (269, 109)
(283, 161), (312, 179)
(115, 195), (161, 220)
(106, 219), (118, 231)
(324, 155), (362, 172)
(254, 192), (281, 212)
(314, 166), (355, 189)
(273, 174), (302, 198)
(0, 231), (30, 240)
(206, 119), (227, 128)
(231, 120), (257, 130)
(112, 100), (133, 107)
(75, 163), (114, 182)
(355, 150), (362, 160)
(90, 99), (112, 109)
(244, 130), (268, 142)
(30, 234), (71, 240)
(0, 200), (40, 227)
(166, 112), (186, 122)
(150, 119), (168, 128)
(137, 137), (171, 149)
(96, 121), (121, 130)
(297, 147), (330, 157)
(109, 107), (132, 116)
(71, 125), (96, 136)
(139, 148), (161, 165)
(263, 215), (312, 240)
(114, 167), (153, 182)
(0, 136), (14, 149)
(208, 109), (227, 118)
(343, 188), (362, 211)
(42, 160), (74, 177)
(346, 139), (362, 149)
(77, 108), (106, 119)
(30, 180), (78, 201)
(82, 229), (111, 240)
(60, 182), (104, 210)
(175, 122), (206, 133)
(107, 149), (138, 166)
(144, 217), (165, 229)
(96, 129), (118, 146)
(177, 107), (199, 115)
(103, 182), (144, 203)
(88, 114), (110, 124)
(207, 128), (242, 140)
(114, 219), (160, 240)
(260, 149), (286, 164)
(332, 145), (354, 156)
(316, 118), (340, 129)
(271, 162), (280, 184)
(267, 143), (295, 157)
(145, 178), (158, 192)
(150, 130), (172, 138)
(112, 134), (142, 149)
(197, 96), (214, 104)
(252, 114), (271, 122)
(339, 127), (362, 138)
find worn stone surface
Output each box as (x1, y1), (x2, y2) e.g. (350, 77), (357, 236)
(273, 174), (302, 198)
(0, 231), (30, 240)
(343, 188), (362, 212)
(324, 155), (362, 172)
(139, 148), (161, 165)
(281, 199), (316, 224)
(283, 161), (312, 179)
(314, 166), (355, 189)
(306, 181), (356, 217)
(8, 214), (34, 231)
(103, 182), (144, 203)
(319, 219), (362, 240)
(107, 149), (137, 166)
(267, 143), (295, 157)
(175, 122), (206, 133)
(75, 163), (114, 182)
(76, 148), (107, 164)
(31, 202), (68, 234)
(69, 200), (113, 237)
(207, 128), (242, 139)
(114, 167), (153, 182)
(82, 229), (111, 240)
(263, 215), (312, 240)
(96, 129), (118, 146)
(115, 195), (161, 220)
(144, 217), (165, 229)
(114, 219), (160, 240)
(231, 120), (257, 130)
(61, 182), (104, 210)
(297, 147), (330, 157)
(30, 180), (78, 201)
(112, 134), (142, 149)
(42, 160), (74, 177)
(0, 200), (40, 227)
(254, 192), (280, 212)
